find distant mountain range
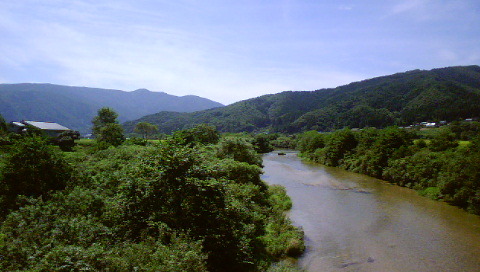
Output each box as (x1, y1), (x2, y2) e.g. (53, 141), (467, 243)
(0, 84), (224, 133)
(124, 65), (480, 134)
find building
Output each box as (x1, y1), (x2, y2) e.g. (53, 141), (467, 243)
(10, 120), (74, 138)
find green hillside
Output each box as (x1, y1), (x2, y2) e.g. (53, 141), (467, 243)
(0, 84), (224, 133)
(124, 65), (480, 134)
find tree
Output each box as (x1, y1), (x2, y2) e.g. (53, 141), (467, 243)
(92, 107), (119, 137)
(173, 124), (220, 146)
(134, 122), (158, 139)
(429, 129), (458, 152)
(191, 124), (220, 145)
(252, 134), (275, 154)
(296, 130), (325, 154)
(216, 137), (263, 167)
(53, 130), (80, 151)
(97, 123), (125, 147)
(92, 108), (125, 147)
(322, 128), (357, 167)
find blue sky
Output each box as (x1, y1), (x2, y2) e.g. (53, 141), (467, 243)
(1, 0), (479, 104)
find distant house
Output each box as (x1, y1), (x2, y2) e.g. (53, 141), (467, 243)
(9, 120), (74, 138)
(419, 121), (437, 128)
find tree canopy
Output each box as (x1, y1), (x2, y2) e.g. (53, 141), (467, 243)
(134, 122), (158, 139)
(92, 107), (125, 147)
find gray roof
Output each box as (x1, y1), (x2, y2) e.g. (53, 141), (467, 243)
(12, 122), (25, 127)
(23, 121), (71, 131)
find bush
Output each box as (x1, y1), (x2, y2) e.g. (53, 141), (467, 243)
(429, 129), (458, 151)
(261, 185), (305, 259)
(296, 130), (324, 154)
(252, 133), (275, 153)
(271, 135), (296, 149)
(0, 136), (72, 216)
(418, 187), (442, 200)
(97, 123), (125, 147)
(125, 136), (147, 146)
(173, 124), (220, 146)
(216, 137), (263, 167)
(53, 130), (81, 151)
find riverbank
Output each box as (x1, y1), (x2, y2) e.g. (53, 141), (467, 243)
(295, 127), (480, 215)
(262, 151), (480, 272)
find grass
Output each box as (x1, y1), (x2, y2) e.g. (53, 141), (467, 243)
(459, 141), (470, 148)
(418, 187), (442, 200)
(75, 139), (95, 145)
(413, 139), (470, 150)
(416, 128), (441, 138)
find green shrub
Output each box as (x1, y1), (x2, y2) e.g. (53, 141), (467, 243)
(216, 137), (263, 167)
(0, 136), (72, 216)
(418, 187), (442, 200)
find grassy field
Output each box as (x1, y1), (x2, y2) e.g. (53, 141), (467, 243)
(413, 139), (470, 149)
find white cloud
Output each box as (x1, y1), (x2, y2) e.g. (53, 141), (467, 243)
(387, 0), (474, 21)
(391, 0), (429, 14)
(338, 5), (354, 11)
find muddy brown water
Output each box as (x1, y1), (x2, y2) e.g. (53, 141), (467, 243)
(262, 151), (480, 272)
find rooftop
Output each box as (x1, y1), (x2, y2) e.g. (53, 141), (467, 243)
(23, 121), (71, 131)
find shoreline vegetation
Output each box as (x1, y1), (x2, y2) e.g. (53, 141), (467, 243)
(0, 119), (305, 271)
(294, 122), (480, 215)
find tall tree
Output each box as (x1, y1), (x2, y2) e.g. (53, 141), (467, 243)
(92, 107), (119, 137)
(92, 107), (124, 147)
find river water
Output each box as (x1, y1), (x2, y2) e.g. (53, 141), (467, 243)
(262, 151), (480, 272)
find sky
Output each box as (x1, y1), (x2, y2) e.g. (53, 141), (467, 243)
(1, 0), (479, 105)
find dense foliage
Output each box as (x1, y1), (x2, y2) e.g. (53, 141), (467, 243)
(124, 65), (480, 134)
(0, 136), (73, 218)
(297, 125), (480, 214)
(0, 128), (304, 271)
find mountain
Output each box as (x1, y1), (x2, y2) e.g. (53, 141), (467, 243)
(0, 84), (223, 133)
(124, 65), (480, 134)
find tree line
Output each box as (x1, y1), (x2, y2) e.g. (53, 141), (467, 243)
(296, 123), (480, 214)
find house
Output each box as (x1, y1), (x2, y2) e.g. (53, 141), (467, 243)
(9, 122), (26, 134)
(10, 120), (75, 138)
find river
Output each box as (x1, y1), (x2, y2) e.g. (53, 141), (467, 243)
(262, 151), (480, 272)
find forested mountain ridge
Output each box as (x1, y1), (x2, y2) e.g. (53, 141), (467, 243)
(0, 84), (224, 133)
(124, 65), (480, 134)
